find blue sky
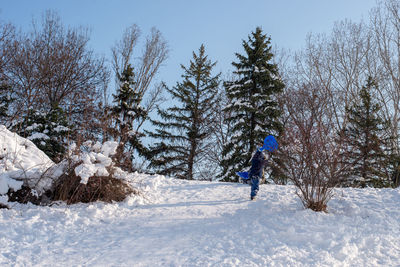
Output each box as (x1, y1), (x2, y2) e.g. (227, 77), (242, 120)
(1, 0), (377, 89)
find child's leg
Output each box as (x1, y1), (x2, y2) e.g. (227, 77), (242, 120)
(250, 175), (260, 198)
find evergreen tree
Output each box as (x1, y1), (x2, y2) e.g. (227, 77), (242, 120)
(17, 105), (70, 162)
(342, 77), (391, 187)
(110, 64), (147, 170)
(148, 45), (220, 180)
(220, 27), (284, 182)
(0, 79), (13, 124)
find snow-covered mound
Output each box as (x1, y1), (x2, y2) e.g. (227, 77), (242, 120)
(0, 125), (55, 195)
(0, 174), (399, 266)
(68, 140), (120, 184)
(0, 126), (130, 202)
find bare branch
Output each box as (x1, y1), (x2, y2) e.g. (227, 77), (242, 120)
(111, 24), (140, 78)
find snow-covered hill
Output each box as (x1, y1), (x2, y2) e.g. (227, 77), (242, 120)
(0, 174), (399, 266)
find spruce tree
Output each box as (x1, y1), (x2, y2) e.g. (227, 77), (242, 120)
(0, 79), (13, 124)
(111, 64), (147, 170)
(17, 105), (70, 162)
(148, 45), (220, 180)
(220, 27), (284, 182)
(343, 77), (391, 187)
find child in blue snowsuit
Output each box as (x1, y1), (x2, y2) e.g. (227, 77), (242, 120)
(248, 149), (267, 200)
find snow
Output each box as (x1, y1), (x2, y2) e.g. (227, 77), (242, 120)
(254, 125), (263, 131)
(228, 84), (241, 90)
(100, 141), (118, 157)
(53, 125), (69, 132)
(1, 174), (399, 266)
(0, 173), (23, 195)
(27, 132), (50, 140)
(70, 141), (119, 184)
(0, 125), (120, 192)
(25, 123), (40, 131)
(74, 159), (98, 184)
(0, 125), (55, 195)
(1, 126), (400, 266)
(254, 66), (268, 73)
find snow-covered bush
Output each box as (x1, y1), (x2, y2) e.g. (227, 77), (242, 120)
(0, 125), (57, 204)
(52, 140), (137, 204)
(0, 125), (137, 206)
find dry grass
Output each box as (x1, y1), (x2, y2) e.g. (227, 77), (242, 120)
(305, 200), (328, 212)
(52, 165), (136, 204)
(0, 203), (9, 209)
(7, 186), (42, 205)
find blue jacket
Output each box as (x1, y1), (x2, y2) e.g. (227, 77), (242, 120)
(248, 150), (267, 178)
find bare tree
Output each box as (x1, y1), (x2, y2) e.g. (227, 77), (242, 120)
(111, 24), (168, 123)
(108, 24), (168, 170)
(371, 0), (400, 154)
(0, 21), (15, 73)
(279, 0), (400, 192)
(281, 83), (349, 212)
(196, 85), (232, 180)
(291, 19), (371, 134)
(5, 10), (109, 126)
(111, 24), (140, 77)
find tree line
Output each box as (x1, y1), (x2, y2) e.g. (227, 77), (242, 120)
(1, 1), (400, 192)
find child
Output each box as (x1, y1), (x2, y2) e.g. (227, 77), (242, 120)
(236, 135), (277, 200)
(248, 147), (268, 200)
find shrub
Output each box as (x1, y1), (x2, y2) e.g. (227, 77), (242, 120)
(51, 140), (138, 204)
(7, 186), (42, 205)
(281, 84), (349, 212)
(52, 166), (135, 204)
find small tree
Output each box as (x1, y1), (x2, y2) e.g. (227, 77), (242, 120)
(148, 45), (220, 180)
(220, 27), (285, 182)
(16, 105), (70, 162)
(108, 24), (169, 171)
(281, 84), (349, 212)
(111, 24), (168, 132)
(342, 77), (392, 187)
(0, 78), (13, 125)
(109, 64), (147, 171)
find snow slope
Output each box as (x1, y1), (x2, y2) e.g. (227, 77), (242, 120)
(1, 174), (399, 266)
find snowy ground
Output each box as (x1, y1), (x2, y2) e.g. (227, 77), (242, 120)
(1, 174), (400, 266)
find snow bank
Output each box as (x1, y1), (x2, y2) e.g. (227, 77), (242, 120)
(0, 175), (399, 266)
(0, 125), (55, 196)
(123, 172), (167, 205)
